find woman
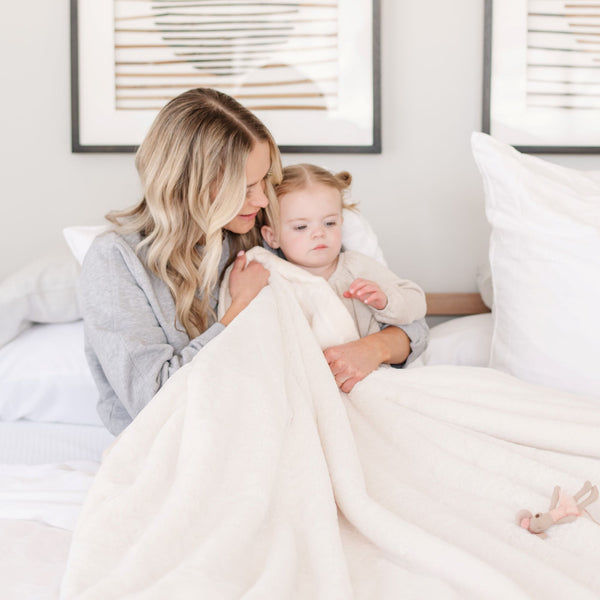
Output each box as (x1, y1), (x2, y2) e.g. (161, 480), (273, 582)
(79, 88), (427, 436)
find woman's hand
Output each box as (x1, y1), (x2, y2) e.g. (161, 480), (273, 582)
(323, 327), (411, 392)
(343, 278), (387, 310)
(220, 251), (269, 326)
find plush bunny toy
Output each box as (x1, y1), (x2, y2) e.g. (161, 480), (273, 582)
(516, 481), (599, 538)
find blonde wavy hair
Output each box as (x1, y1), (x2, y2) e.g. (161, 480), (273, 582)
(106, 88), (282, 337)
(266, 163), (356, 239)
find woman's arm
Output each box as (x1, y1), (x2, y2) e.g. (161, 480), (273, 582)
(323, 319), (429, 392)
(80, 234), (221, 433)
(81, 233), (270, 435)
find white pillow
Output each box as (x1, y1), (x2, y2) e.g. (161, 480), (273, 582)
(342, 209), (388, 266)
(410, 314), (492, 368)
(0, 252), (81, 348)
(63, 216), (386, 266)
(63, 225), (109, 265)
(471, 132), (600, 398)
(0, 321), (101, 425)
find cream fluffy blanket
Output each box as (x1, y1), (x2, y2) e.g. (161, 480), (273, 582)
(61, 248), (600, 599)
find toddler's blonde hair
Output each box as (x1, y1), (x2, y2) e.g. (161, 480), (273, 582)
(266, 163), (357, 238)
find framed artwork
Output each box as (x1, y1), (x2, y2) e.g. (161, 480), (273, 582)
(70, 0), (381, 154)
(483, 0), (600, 153)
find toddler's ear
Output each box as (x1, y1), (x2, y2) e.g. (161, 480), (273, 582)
(261, 225), (280, 249)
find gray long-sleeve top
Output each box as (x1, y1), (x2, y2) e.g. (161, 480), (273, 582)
(80, 230), (428, 436)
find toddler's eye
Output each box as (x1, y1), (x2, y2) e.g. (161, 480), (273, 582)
(294, 224), (307, 231)
(325, 221), (338, 227)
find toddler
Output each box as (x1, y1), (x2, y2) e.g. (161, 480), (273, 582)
(261, 164), (426, 339)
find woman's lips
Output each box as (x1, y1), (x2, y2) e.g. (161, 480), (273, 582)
(238, 212), (257, 221)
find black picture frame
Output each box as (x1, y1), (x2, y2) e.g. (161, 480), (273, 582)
(70, 0), (381, 154)
(482, 0), (600, 154)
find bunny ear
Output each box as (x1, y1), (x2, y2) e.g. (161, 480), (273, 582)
(515, 509), (532, 529)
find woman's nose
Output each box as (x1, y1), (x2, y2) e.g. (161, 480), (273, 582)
(251, 188), (269, 209)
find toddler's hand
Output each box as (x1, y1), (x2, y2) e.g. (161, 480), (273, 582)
(343, 278), (387, 310)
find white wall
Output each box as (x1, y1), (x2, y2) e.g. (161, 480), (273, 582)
(2, 1), (599, 289)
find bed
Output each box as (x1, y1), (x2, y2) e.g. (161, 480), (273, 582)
(1, 133), (598, 599)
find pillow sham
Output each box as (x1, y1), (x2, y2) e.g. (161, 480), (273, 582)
(0, 252), (81, 348)
(471, 132), (600, 398)
(0, 321), (101, 426)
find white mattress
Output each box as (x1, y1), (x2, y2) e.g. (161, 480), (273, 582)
(0, 421), (114, 465)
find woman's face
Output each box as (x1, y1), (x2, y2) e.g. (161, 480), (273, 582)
(223, 140), (271, 235)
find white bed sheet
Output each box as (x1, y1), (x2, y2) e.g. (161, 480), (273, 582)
(0, 422), (112, 600)
(0, 459), (97, 600)
(1, 519), (72, 600)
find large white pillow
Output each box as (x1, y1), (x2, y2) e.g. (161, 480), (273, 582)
(471, 132), (600, 398)
(409, 313), (492, 368)
(0, 321), (101, 425)
(0, 252), (81, 347)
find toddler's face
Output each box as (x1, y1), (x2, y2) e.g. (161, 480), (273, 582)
(275, 183), (343, 275)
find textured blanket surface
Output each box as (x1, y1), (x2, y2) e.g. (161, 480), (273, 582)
(61, 248), (600, 599)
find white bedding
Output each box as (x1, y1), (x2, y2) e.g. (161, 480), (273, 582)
(2, 519), (72, 600)
(58, 248), (600, 600)
(410, 312), (493, 368)
(0, 421), (113, 465)
(0, 420), (112, 600)
(0, 457), (101, 600)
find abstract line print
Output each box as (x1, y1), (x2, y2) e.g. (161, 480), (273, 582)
(527, 0), (600, 110)
(113, 0), (339, 112)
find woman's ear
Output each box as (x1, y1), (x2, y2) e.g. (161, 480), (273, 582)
(261, 225), (279, 249)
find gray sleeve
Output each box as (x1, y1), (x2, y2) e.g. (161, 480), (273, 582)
(384, 317), (429, 369)
(80, 234), (224, 423)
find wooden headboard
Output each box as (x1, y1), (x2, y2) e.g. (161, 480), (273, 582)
(425, 293), (490, 316)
